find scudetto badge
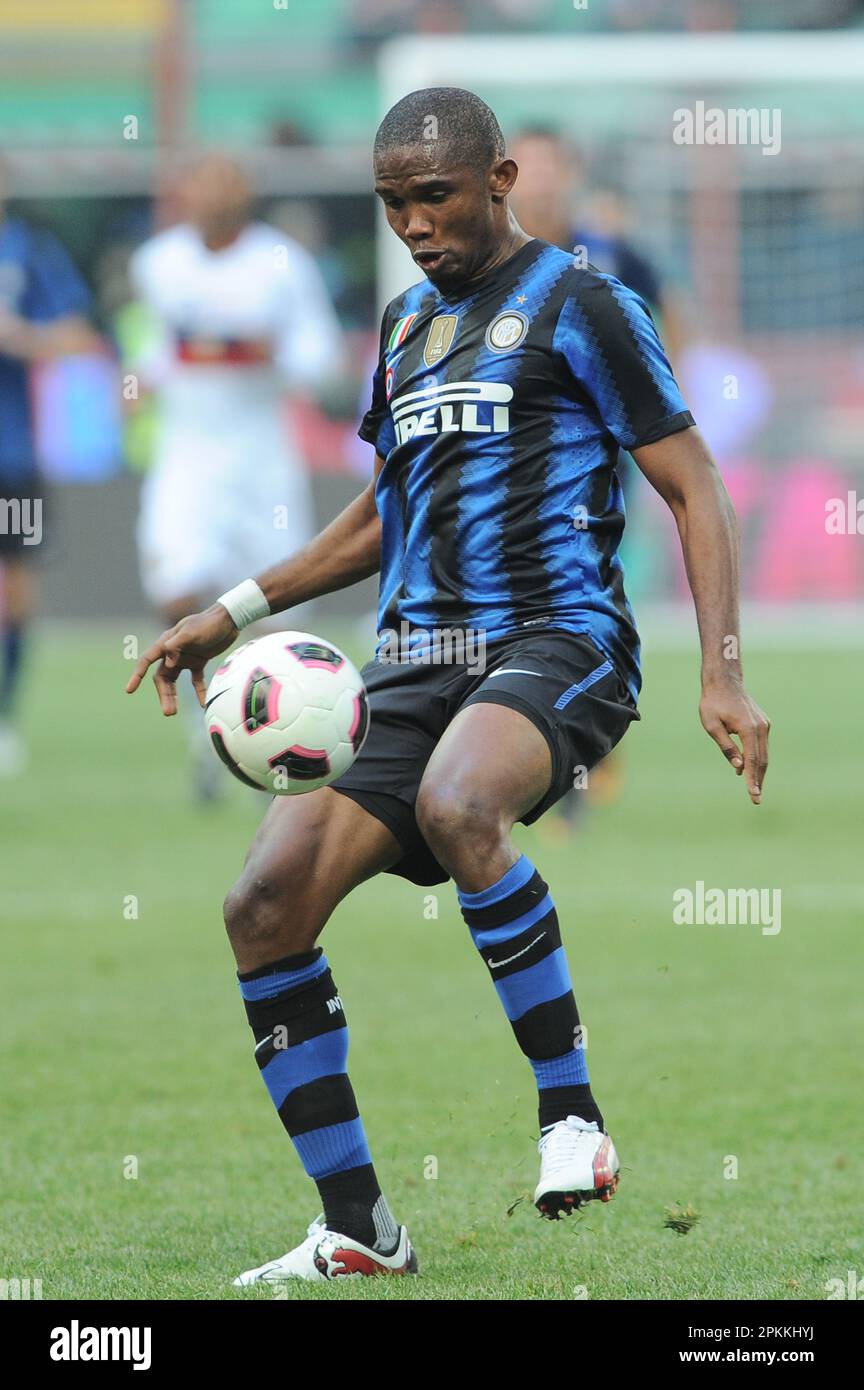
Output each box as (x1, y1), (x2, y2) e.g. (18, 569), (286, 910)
(422, 314), (459, 367)
(485, 310), (528, 353)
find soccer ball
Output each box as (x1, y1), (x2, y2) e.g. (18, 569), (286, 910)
(204, 631), (369, 795)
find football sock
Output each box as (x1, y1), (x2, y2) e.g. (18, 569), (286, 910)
(0, 621), (25, 718)
(457, 854), (604, 1134)
(238, 947), (400, 1254)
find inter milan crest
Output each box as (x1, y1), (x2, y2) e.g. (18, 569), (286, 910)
(485, 310), (529, 353)
(422, 314), (459, 367)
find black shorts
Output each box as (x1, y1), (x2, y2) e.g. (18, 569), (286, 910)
(0, 472), (47, 560)
(330, 628), (640, 886)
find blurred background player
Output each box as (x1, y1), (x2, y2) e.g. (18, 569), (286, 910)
(509, 127), (688, 827)
(0, 156), (101, 776)
(508, 126), (685, 362)
(129, 152), (344, 799)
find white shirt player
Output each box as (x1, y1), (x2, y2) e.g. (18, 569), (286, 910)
(130, 221), (342, 610)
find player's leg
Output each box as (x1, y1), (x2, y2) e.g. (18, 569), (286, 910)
(0, 554), (37, 775)
(415, 701), (616, 1211)
(224, 786), (411, 1262)
(224, 783), (403, 969)
(415, 701), (602, 1119)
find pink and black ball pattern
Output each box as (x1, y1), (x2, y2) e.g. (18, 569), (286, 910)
(203, 631), (370, 795)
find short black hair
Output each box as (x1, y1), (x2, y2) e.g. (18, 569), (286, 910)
(373, 87), (505, 176)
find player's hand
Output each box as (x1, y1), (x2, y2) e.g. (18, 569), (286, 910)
(699, 678), (770, 805)
(125, 604), (238, 716)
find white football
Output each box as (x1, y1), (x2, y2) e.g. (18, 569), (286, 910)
(204, 631), (369, 795)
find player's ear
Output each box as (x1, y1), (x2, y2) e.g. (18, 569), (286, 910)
(489, 158), (518, 203)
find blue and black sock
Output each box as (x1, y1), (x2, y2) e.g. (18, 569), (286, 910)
(0, 621), (25, 718)
(458, 854), (604, 1134)
(239, 947), (400, 1252)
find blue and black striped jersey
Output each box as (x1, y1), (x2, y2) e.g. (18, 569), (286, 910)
(358, 238), (694, 701)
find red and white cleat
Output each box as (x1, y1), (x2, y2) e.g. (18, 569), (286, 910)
(233, 1214), (419, 1285)
(534, 1114), (620, 1218)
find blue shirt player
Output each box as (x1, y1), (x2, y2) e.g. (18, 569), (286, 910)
(0, 170), (97, 774)
(127, 89), (770, 1285)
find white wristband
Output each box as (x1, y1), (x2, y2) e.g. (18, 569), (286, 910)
(216, 579), (271, 630)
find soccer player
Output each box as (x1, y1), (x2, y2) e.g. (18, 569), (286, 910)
(129, 152), (343, 796)
(0, 160), (100, 775)
(127, 89), (770, 1283)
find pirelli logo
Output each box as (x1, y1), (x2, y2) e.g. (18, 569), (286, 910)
(391, 380), (513, 445)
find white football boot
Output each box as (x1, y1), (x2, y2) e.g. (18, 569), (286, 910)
(233, 1214), (418, 1286)
(534, 1114), (620, 1218)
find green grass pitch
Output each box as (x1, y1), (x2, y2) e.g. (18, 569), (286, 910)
(2, 624), (861, 1300)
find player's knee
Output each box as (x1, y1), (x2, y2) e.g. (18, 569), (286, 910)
(223, 862), (312, 957)
(415, 781), (505, 859)
(223, 871), (274, 948)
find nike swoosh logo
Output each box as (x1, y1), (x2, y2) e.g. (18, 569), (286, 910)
(204, 691), (224, 711)
(486, 932), (546, 970)
(488, 668), (543, 678)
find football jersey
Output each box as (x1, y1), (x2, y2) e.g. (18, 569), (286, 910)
(129, 221), (341, 449)
(358, 237), (694, 703)
(0, 216), (92, 478)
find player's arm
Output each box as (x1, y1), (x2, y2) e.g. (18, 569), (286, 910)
(631, 425), (770, 804)
(0, 227), (102, 360)
(0, 312), (102, 361)
(126, 455), (385, 715)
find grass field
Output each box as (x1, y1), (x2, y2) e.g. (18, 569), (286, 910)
(2, 623), (861, 1301)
